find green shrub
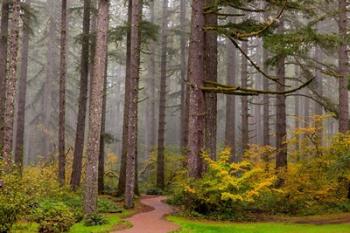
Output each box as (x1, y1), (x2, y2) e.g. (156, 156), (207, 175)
(0, 202), (19, 233)
(83, 213), (108, 226)
(146, 187), (164, 195)
(97, 198), (122, 213)
(31, 200), (75, 233)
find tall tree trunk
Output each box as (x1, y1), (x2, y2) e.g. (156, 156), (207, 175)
(262, 48), (270, 146)
(241, 41), (249, 154)
(0, 1), (9, 146)
(203, 0), (217, 160)
(125, 0), (142, 208)
(225, 37), (236, 161)
(314, 44), (323, 143)
(84, 0), (109, 215)
(71, 0), (91, 191)
(144, 0), (156, 160)
(117, 0), (132, 196)
(338, 0), (349, 133)
(275, 21), (287, 169)
(14, 0), (32, 170)
(58, 0), (68, 186)
(187, 0), (205, 178)
(179, 0), (188, 152)
(98, 58), (108, 194)
(157, 0), (168, 190)
(2, 0), (21, 162)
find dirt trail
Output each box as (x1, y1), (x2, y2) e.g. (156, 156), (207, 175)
(114, 196), (179, 233)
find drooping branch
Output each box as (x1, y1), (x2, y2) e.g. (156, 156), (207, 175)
(202, 77), (314, 96)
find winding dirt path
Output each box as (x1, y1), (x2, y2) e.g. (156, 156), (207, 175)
(115, 196), (179, 233)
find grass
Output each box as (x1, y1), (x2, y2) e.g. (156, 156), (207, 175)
(169, 216), (350, 233)
(12, 211), (133, 233)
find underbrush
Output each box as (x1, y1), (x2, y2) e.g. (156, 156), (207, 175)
(0, 162), (123, 232)
(169, 116), (350, 220)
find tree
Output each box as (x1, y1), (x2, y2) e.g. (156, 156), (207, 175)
(275, 20), (287, 169)
(84, 0), (109, 215)
(14, 0), (32, 170)
(179, 0), (188, 152)
(117, 0), (132, 196)
(338, 0), (348, 133)
(157, 0), (168, 190)
(71, 0), (92, 191)
(0, 0), (9, 146)
(58, 0), (67, 185)
(187, 0), (206, 178)
(241, 41), (249, 154)
(2, 0), (21, 162)
(125, 0), (142, 208)
(225, 36), (237, 162)
(203, 0), (218, 160)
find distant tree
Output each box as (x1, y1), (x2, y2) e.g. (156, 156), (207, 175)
(14, 0), (32, 170)
(58, 0), (68, 185)
(71, 0), (92, 191)
(338, 0), (349, 133)
(241, 41), (249, 154)
(84, 0), (109, 215)
(2, 0), (21, 162)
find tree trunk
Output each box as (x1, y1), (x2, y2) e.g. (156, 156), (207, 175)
(156, 0), (168, 190)
(98, 58), (108, 194)
(14, 0), (31, 170)
(338, 0), (349, 133)
(2, 0), (21, 162)
(225, 37), (237, 162)
(0, 1), (9, 146)
(262, 47), (270, 146)
(187, 0), (205, 178)
(275, 21), (287, 169)
(203, 0), (217, 160)
(58, 0), (68, 186)
(71, 0), (91, 191)
(84, 0), (109, 215)
(241, 41), (249, 154)
(125, 0), (142, 208)
(117, 0), (132, 196)
(179, 0), (188, 152)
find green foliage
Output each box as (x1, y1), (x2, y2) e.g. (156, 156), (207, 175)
(83, 213), (108, 226)
(169, 216), (350, 233)
(31, 200), (75, 233)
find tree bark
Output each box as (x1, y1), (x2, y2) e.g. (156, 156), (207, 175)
(84, 0), (109, 215)
(225, 37), (237, 161)
(275, 21), (287, 169)
(125, 0), (142, 208)
(262, 47), (270, 146)
(157, 0), (168, 190)
(0, 0), (9, 146)
(179, 0), (188, 152)
(241, 41), (249, 154)
(71, 0), (92, 191)
(2, 0), (21, 162)
(58, 0), (68, 186)
(117, 0), (132, 196)
(338, 0), (349, 133)
(14, 0), (32, 170)
(187, 0), (205, 178)
(203, 0), (217, 160)
(98, 58), (108, 194)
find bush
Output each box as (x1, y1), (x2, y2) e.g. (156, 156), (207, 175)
(0, 202), (19, 233)
(170, 149), (278, 220)
(97, 197), (123, 213)
(83, 213), (108, 226)
(31, 200), (75, 233)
